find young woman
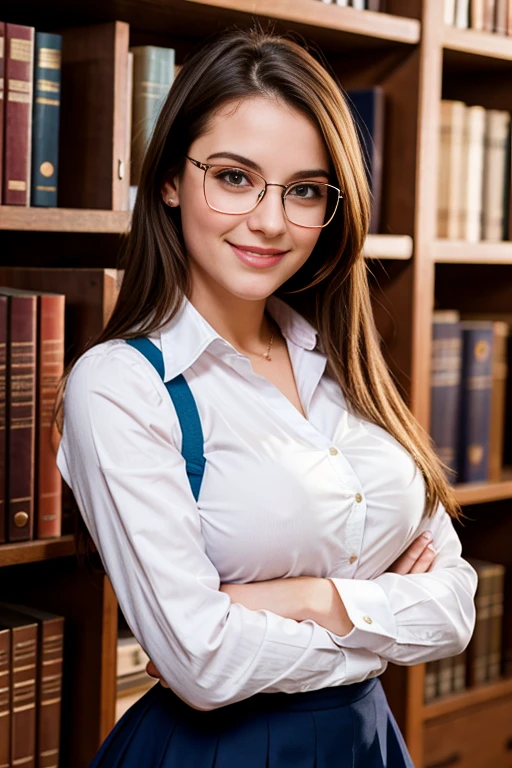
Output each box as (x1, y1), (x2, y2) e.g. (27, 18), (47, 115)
(55, 26), (477, 767)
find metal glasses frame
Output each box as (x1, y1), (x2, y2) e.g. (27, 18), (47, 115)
(186, 155), (344, 228)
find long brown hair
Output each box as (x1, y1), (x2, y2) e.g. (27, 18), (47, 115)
(54, 24), (461, 565)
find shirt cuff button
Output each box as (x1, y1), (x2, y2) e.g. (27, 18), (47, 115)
(363, 616), (373, 625)
(329, 447), (339, 456)
(349, 554), (357, 564)
(355, 493), (363, 503)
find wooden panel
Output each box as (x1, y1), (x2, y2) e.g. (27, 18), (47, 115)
(0, 535), (75, 567)
(433, 240), (512, 264)
(424, 694), (512, 768)
(59, 22), (130, 210)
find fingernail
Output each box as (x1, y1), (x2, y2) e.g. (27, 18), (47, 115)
(422, 531), (433, 541)
(427, 544), (436, 554)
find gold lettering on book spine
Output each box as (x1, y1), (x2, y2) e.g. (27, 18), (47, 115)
(10, 38), (32, 63)
(38, 47), (61, 70)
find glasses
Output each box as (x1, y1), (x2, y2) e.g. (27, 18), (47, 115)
(186, 155), (343, 228)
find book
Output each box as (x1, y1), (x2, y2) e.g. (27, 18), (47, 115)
(457, 322), (494, 483)
(424, 660), (439, 704)
(0, 297), (7, 544)
(488, 565), (506, 680)
(437, 100), (466, 239)
(3, 23), (35, 205)
(0, 22), (5, 205)
(0, 605), (38, 768)
(346, 87), (384, 234)
(471, 0), (485, 28)
(467, 560), (498, 686)
(31, 32), (62, 207)
(430, 311), (462, 481)
(459, 105), (486, 242)
(488, 321), (508, 482)
(481, 109), (510, 242)
(130, 45), (175, 186)
(483, 0), (497, 30)
(454, 0), (470, 28)
(495, 0), (509, 32)
(0, 289), (37, 542)
(445, 0), (457, 25)
(0, 602), (64, 768)
(0, 623), (11, 768)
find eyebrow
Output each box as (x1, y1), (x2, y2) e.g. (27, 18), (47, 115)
(205, 152), (330, 181)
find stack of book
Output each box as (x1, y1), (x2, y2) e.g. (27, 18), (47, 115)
(430, 311), (509, 483)
(424, 559), (508, 703)
(115, 628), (155, 722)
(0, 267), (123, 544)
(0, 601), (64, 768)
(445, 0), (512, 32)
(0, 22), (62, 207)
(437, 100), (511, 242)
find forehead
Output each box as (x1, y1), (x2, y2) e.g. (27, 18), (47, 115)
(195, 96), (330, 171)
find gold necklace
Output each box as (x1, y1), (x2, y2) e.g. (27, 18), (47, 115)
(262, 327), (274, 361)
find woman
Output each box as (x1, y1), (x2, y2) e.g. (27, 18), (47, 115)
(54, 26), (477, 767)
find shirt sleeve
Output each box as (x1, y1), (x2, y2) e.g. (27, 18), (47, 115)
(327, 502), (478, 664)
(57, 343), (386, 711)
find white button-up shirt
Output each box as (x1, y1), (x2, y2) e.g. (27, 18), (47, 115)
(56, 294), (477, 711)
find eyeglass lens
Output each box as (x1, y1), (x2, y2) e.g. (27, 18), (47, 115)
(204, 166), (339, 227)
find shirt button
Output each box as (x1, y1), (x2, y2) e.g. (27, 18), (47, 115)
(329, 446), (338, 456)
(349, 554), (357, 564)
(355, 493), (363, 503)
(363, 616), (373, 625)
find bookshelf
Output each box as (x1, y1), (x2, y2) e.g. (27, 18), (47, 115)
(2, 1), (512, 767)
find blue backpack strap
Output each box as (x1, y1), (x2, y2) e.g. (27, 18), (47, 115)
(125, 337), (206, 501)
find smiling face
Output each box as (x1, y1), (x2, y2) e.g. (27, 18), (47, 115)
(162, 95), (332, 305)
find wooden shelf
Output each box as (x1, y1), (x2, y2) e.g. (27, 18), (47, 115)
(453, 474), (512, 505)
(185, 0), (420, 47)
(423, 677), (512, 720)
(0, 206), (131, 233)
(432, 239), (512, 264)
(443, 24), (512, 63)
(0, 534), (76, 568)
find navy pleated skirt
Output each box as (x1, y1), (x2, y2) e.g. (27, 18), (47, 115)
(89, 676), (415, 767)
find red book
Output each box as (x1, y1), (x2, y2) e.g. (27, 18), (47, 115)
(0, 289), (37, 541)
(0, 296), (7, 543)
(3, 24), (35, 205)
(36, 293), (65, 538)
(0, 22), (5, 205)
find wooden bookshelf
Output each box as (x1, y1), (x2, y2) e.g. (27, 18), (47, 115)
(0, 535), (75, 567)
(2, 1), (512, 767)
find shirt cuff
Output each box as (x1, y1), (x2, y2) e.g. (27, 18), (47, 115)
(326, 577), (398, 654)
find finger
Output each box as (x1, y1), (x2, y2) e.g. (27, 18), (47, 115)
(389, 532), (433, 574)
(146, 660), (160, 678)
(408, 544), (437, 575)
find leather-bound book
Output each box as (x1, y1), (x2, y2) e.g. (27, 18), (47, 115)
(457, 321), (494, 483)
(3, 23), (35, 205)
(437, 100), (466, 239)
(483, 0), (497, 30)
(487, 563), (505, 680)
(31, 32), (62, 207)
(481, 109), (510, 242)
(467, 560), (494, 686)
(459, 105), (486, 243)
(346, 87), (384, 234)
(0, 605), (38, 768)
(0, 22), (5, 205)
(0, 288), (37, 541)
(495, 0), (509, 32)
(0, 602), (64, 768)
(0, 296), (7, 544)
(488, 321), (508, 482)
(430, 310), (462, 482)
(0, 625), (11, 768)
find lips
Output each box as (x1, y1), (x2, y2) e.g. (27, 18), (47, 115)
(227, 242), (288, 256)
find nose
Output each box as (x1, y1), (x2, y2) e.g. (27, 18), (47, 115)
(246, 184), (288, 238)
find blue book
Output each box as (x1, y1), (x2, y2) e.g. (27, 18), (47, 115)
(457, 322), (494, 483)
(31, 32), (62, 206)
(346, 86), (385, 233)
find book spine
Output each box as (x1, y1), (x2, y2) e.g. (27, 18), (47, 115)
(437, 656), (454, 697)
(457, 325), (494, 483)
(484, 0), (497, 30)
(430, 315), (462, 480)
(495, 0), (509, 32)
(471, 0), (485, 28)
(0, 23), (5, 205)
(508, 0), (512, 33)
(31, 32), (62, 207)
(3, 24), (34, 205)
(11, 623), (37, 768)
(503, 569), (512, 675)
(481, 110), (510, 241)
(6, 295), (37, 542)
(437, 101), (466, 239)
(467, 562), (493, 686)
(0, 628), (11, 768)
(445, 0), (457, 25)
(36, 295), (65, 539)
(37, 617), (64, 768)
(460, 106), (486, 242)
(488, 322), (508, 481)
(455, 0), (470, 27)
(452, 649), (467, 692)
(424, 659), (439, 704)
(487, 565), (505, 680)
(0, 297), (7, 544)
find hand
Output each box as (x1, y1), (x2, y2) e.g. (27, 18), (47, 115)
(388, 531), (437, 575)
(146, 659), (170, 688)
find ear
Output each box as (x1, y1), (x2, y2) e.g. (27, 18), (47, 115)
(161, 173), (180, 208)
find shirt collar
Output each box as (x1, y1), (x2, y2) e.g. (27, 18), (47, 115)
(148, 294), (320, 382)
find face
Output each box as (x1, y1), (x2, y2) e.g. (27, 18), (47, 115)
(162, 95), (331, 305)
